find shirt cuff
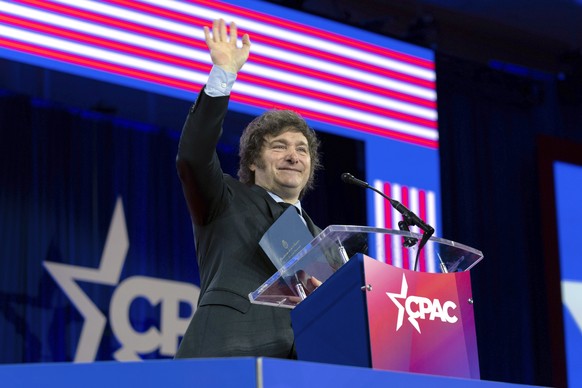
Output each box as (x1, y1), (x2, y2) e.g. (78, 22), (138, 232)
(204, 66), (237, 97)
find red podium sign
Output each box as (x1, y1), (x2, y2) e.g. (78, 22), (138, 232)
(363, 256), (479, 378)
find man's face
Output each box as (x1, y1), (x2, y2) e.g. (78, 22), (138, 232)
(250, 129), (311, 202)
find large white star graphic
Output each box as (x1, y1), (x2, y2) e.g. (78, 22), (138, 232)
(43, 197), (129, 362)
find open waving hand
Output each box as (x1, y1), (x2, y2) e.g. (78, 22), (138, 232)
(204, 19), (251, 74)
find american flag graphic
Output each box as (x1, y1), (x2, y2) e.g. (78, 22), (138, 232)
(0, 0), (437, 147)
(373, 179), (438, 272)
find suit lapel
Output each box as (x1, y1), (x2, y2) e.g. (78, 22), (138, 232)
(249, 184), (281, 220)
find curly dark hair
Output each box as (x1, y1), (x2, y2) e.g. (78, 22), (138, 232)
(238, 109), (321, 198)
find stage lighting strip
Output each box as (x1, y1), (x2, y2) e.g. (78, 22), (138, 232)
(0, 0), (438, 147)
(373, 179), (437, 273)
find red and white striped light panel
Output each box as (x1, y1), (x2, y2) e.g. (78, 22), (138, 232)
(0, 0), (438, 147)
(373, 179), (438, 272)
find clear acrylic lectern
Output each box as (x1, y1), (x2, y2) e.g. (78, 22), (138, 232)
(249, 225), (484, 308)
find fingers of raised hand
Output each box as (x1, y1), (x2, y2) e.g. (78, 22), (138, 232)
(203, 19), (249, 72)
(218, 19), (228, 41)
(203, 25), (211, 44)
(207, 19), (237, 44)
(229, 21), (238, 43)
(241, 33), (251, 49)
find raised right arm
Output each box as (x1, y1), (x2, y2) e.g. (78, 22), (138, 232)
(175, 19), (251, 225)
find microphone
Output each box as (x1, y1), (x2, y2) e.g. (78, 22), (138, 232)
(341, 172), (369, 189)
(341, 173), (435, 271)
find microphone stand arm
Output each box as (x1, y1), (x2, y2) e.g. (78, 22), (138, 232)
(340, 173), (436, 272)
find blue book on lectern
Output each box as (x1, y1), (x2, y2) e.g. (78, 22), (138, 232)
(259, 206), (313, 270)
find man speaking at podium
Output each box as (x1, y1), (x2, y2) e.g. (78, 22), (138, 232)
(175, 19), (322, 359)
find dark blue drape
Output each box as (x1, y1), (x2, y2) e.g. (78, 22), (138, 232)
(0, 92), (196, 362)
(437, 54), (582, 387)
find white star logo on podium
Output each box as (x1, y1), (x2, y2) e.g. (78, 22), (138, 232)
(386, 274), (412, 332)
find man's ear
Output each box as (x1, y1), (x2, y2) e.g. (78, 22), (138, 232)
(249, 163), (256, 172)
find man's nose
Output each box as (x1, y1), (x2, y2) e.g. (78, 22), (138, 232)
(286, 149), (299, 163)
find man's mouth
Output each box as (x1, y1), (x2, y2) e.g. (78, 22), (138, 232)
(279, 168), (302, 173)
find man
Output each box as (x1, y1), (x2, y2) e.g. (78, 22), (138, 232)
(174, 19), (322, 359)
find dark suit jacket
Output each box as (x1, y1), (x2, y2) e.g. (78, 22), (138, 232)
(174, 88), (320, 358)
